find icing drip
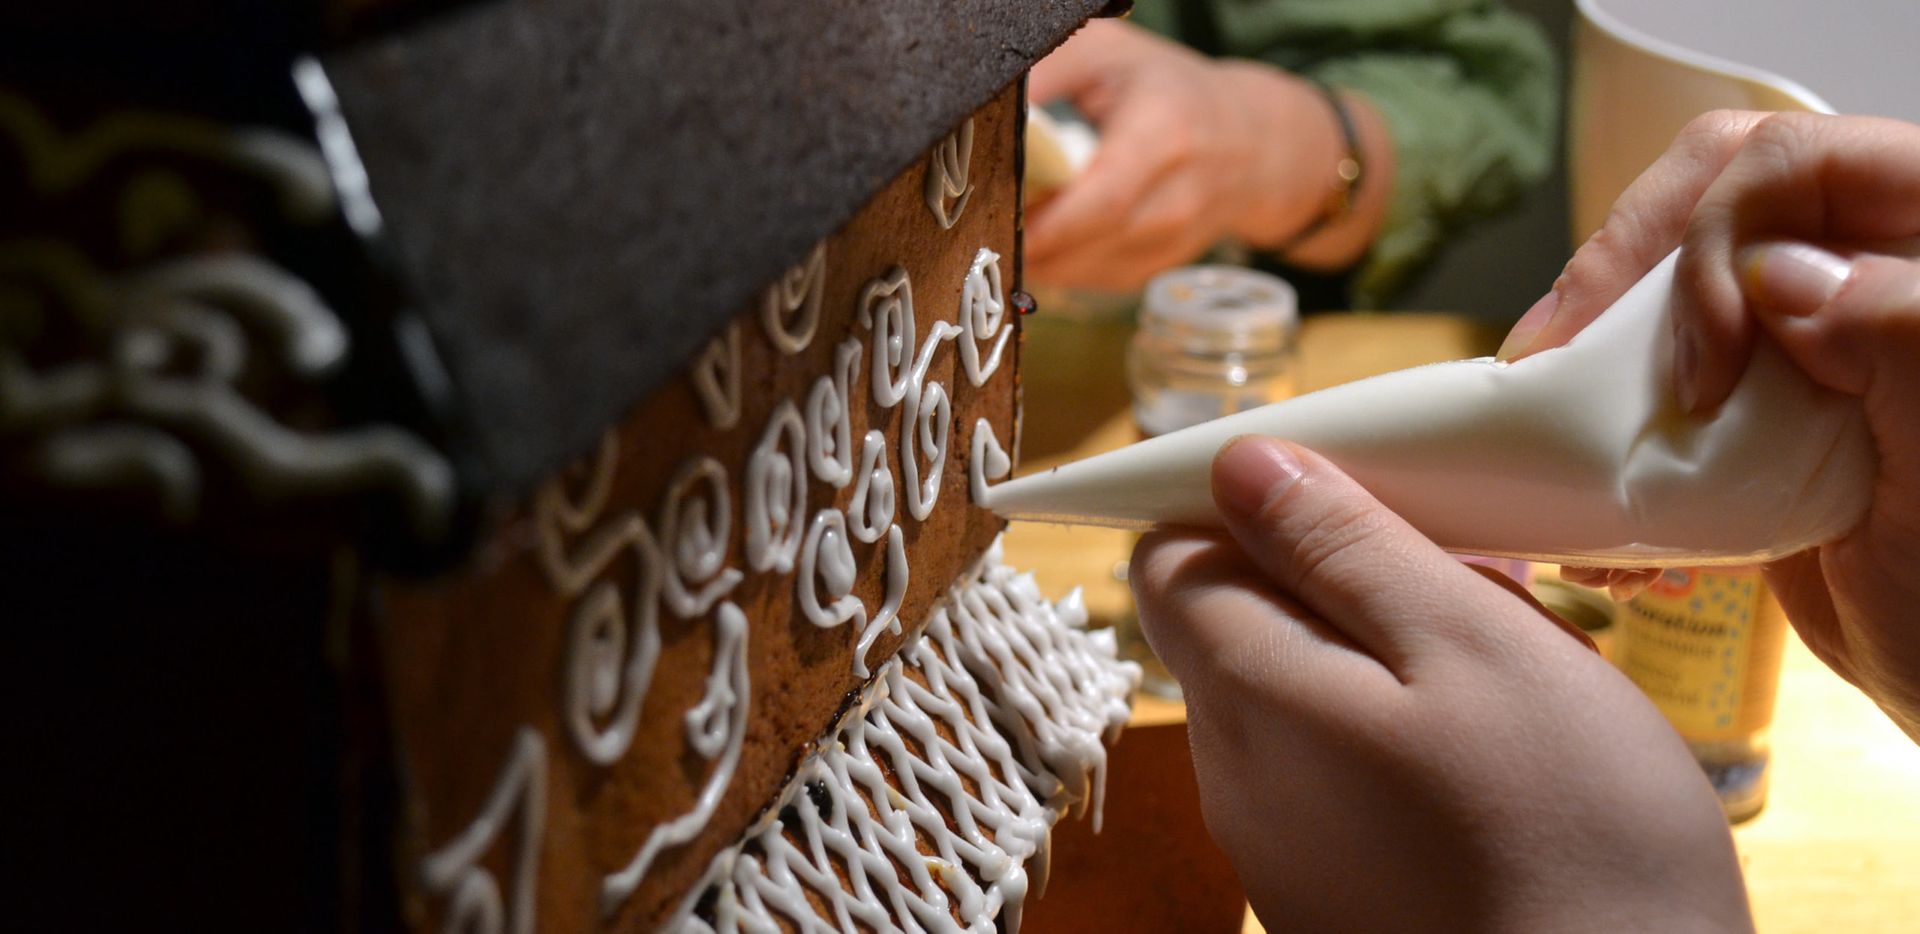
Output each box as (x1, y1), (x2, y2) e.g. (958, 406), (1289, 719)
(851, 523), (909, 678)
(691, 323), (743, 431)
(659, 457), (744, 619)
(671, 544), (1140, 933)
(969, 418), (1012, 507)
(924, 118), (975, 229)
(797, 508), (862, 627)
(535, 434), (664, 765)
(958, 248), (1011, 387)
(804, 338), (861, 488)
(603, 601), (751, 916)
(858, 268), (915, 408)
(901, 377), (952, 522)
(846, 430), (896, 544)
(422, 728), (546, 934)
(745, 401), (807, 574)
(762, 243), (826, 355)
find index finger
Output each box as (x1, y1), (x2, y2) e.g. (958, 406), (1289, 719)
(1024, 96), (1181, 263)
(1500, 110), (1769, 361)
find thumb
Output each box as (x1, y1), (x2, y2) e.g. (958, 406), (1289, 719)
(1209, 437), (1565, 673)
(1740, 242), (1920, 401)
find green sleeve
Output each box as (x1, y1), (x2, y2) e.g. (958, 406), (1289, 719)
(1130, 0), (1559, 308)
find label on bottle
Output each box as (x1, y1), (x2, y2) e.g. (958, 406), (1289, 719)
(1617, 568), (1787, 743)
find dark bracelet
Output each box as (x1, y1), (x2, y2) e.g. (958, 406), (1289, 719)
(1277, 79), (1365, 253)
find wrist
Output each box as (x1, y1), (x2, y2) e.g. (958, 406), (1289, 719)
(1279, 88), (1394, 272)
(1217, 62), (1340, 250)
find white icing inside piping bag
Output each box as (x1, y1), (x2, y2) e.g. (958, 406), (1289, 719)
(982, 251), (1876, 569)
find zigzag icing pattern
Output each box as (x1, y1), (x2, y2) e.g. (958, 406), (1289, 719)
(672, 540), (1139, 933)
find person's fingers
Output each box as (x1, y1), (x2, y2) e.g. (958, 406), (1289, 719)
(1027, 20), (1119, 107)
(1740, 246), (1920, 399)
(1028, 180), (1218, 290)
(1673, 114), (1920, 411)
(1208, 437), (1547, 674)
(1129, 529), (1395, 701)
(1761, 550), (1858, 686)
(1025, 235), (1190, 292)
(1499, 110), (1770, 361)
(1559, 566), (1661, 602)
(1023, 114), (1177, 264)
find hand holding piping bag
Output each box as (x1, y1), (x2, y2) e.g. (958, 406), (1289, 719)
(1129, 439), (1753, 931)
(1502, 112), (1920, 741)
(1128, 111), (1920, 928)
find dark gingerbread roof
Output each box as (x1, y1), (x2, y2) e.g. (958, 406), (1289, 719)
(324, 0), (1107, 493)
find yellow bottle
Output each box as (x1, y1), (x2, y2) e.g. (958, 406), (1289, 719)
(1617, 567), (1789, 823)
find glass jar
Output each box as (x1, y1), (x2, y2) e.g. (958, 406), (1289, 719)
(1617, 566), (1789, 823)
(1119, 266), (1299, 698)
(1127, 266), (1300, 438)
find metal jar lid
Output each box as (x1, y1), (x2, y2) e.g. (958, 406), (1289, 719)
(1140, 265), (1298, 356)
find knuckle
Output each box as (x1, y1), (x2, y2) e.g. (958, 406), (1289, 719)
(1278, 496), (1388, 587)
(1740, 111), (1819, 171)
(1126, 536), (1182, 606)
(1677, 109), (1763, 153)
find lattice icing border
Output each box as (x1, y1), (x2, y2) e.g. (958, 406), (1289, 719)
(673, 539), (1140, 933)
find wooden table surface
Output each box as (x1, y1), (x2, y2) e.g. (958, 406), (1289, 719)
(1004, 311), (1920, 932)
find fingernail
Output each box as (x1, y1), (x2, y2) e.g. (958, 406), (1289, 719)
(1608, 576), (1653, 603)
(1497, 288), (1561, 361)
(1674, 326), (1700, 413)
(1213, 436), (1305, 518)
(1740, 241), (1851, 317)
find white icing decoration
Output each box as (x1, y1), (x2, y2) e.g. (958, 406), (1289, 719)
(797, 508), (862, 628)
(659, 456), (744, 619)
(851, 524), (909, 678)
(846, 430), (895, 544)
(804, 338), (861, 488)
(744, 401), (806, 574)
(970, 417), (1012, 507)
(0, 247), (455, 538)
(958, 248), (1011, 387)
(762, 243), (826, 355)
(602, 601), (750, 917)
(691, 323), (743, 431)
(857, 268), (915, 408)
(668, 543), (1140, 934)
(422, 728), (546, 934)
(291, 56), (383, 234)
(924, 118), (975, 229)
(534, 434), (665, 765)
(900, 377), (952, 522)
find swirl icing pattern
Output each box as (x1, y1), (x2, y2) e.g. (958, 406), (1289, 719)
(602, 601), (751, 917)
(535, 434), (664, 765)
(924, 118), (975, 230)
(804, 338), (861, 488)
(797, 508), (863, 629)
(691, 323), (743, 431)
(745, 401), (806, 574)
(761, 243), (826, 355)
(846, 430), (896, 545)
(901, 378), (952, 522)
(856, 267), (915, 408)
(658, 457), (744, 620)
(958, 248), (1011, 387)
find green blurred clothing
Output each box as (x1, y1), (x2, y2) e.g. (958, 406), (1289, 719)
(1130, 0), (1559, 308)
